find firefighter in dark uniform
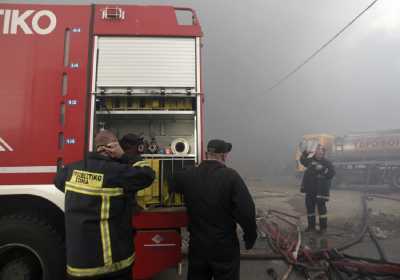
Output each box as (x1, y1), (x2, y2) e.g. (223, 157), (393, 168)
(300, 144), (335, 234)
(119, 133), (144, 164)
(54, 130), (155, 280)
(169, 139), (257, 280)
(119, 133), (145, 214)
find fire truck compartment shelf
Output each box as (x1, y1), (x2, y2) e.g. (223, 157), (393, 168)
(93, 92), (197, 97)
(96, 110), (195, 115)
(142, 154), (195, 158)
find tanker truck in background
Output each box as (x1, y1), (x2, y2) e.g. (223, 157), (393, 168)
(295, 130), (400, 189)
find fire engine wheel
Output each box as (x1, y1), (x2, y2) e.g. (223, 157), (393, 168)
(0, 255), (40, 280)
(0, 215), (65, 280)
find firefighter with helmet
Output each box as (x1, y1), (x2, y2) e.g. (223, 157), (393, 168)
(300, 144), (335, 234)
(54, 130), (155, 280)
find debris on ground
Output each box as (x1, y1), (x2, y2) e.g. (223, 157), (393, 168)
(370, 226), (389, 240)
(255, 194), (400, 279)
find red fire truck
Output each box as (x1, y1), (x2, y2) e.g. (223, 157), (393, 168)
(0, 3), (204, 279)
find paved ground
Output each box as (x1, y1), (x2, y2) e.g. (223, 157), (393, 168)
(155, 177), (400, 279)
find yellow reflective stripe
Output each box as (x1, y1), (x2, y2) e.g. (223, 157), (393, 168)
(317, 195), (329, 200)
(66, 182), (123, 197)
(67, 254), (135, 277)
(66, 186), (110, 197)
(104, 197), (112, 264)
(133, 160), (150, 168)
(68, 182), (123, 195)
(100, 195), (112, 266)
(319, 215), (328, 219)
(307, 213), (316, 217)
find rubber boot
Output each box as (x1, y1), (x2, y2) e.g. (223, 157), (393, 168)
(305, 215), (316, 232)
(319, 216), (327, 234)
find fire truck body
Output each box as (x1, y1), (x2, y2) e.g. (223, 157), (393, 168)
(0, 3), (203, 279)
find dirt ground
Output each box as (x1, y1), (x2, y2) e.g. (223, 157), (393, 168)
(155, 177), (400, 279)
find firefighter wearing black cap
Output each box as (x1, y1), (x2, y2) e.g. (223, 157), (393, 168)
(54, 130), (155, 280)
(169, 139), (257, 280)
(300, 144), (335, 234)
(119, 133), (146, 214)
(119, 133), (144, 164)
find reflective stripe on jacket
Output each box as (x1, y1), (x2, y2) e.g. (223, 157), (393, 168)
(55, 153), (155, 278)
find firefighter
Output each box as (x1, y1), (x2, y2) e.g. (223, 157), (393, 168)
(54, 130), (155, 280)
(300, 144), (335, 234)
(119, 133), (146, 214)
(119, 133), (144, 164)
(169, 139), (257, 280)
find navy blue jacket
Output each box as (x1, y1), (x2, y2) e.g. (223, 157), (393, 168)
(54, 152), (154, 278)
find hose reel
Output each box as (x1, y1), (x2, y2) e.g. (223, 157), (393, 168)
(171, 138), (190, 155)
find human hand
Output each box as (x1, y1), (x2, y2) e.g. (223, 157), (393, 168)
(103, 142), (124, 159)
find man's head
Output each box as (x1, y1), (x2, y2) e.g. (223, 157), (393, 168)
(119, 133), (142, 156)
(206, 139), (232, 162)
(94, 130), (121, 158)
(314, 144), (326, 160)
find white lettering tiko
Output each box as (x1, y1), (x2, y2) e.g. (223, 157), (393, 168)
(0, 9), (57, 35)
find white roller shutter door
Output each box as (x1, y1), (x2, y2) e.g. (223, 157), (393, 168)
(97, 37), (196, 88)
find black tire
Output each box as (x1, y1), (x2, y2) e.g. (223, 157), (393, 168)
(0, 255), (40, 280)
(0, 215), (65, 280)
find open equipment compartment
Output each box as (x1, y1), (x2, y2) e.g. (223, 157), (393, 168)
(90, 35), (202, 208)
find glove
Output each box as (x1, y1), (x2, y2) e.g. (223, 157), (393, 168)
(132, 160), (151, 168)
(300, 186), (305, 193)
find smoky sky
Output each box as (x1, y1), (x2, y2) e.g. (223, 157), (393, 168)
(4, 0), (400, 177)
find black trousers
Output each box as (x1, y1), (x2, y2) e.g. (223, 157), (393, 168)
(187, 252), (240, 280)
(305, 194), (328, 229)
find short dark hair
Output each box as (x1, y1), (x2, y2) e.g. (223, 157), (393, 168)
(120, 133), (141, 150)
(94, 130), (117, 148)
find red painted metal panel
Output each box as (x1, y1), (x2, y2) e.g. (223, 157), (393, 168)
(0, 3), (204, 279)
(133, 210), (188, 229)
(134, 230), (182, 279)
(94, 5), (202, 37)
(0, 4), (91, 184)
(0, 173), (54, 185)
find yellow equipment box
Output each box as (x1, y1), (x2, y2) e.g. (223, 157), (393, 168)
(136, 159), (184, 208)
